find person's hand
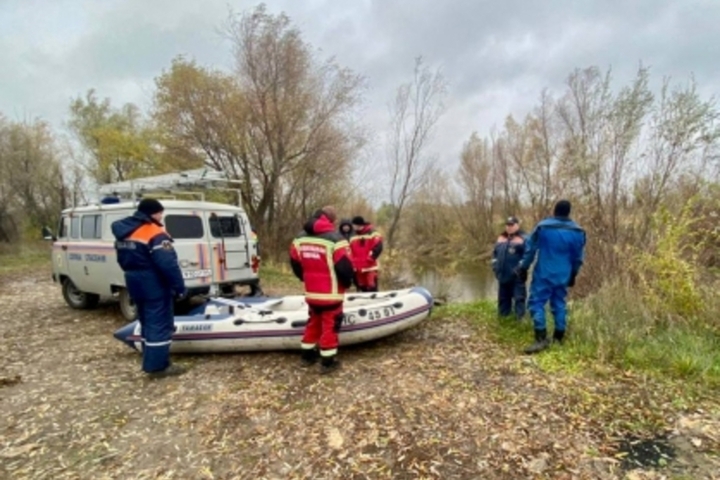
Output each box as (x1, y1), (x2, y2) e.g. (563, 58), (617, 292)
(513, 265), (528, 282)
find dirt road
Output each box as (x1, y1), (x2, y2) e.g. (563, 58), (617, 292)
(1, 269), (718, 479)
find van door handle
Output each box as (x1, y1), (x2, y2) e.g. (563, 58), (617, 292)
(188, 261), (199, 266)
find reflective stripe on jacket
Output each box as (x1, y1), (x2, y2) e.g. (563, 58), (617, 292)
(289, 213), (354, 304)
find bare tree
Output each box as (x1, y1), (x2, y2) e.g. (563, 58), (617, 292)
(0, 116), (68, 240)
(384, 56), (448, 250)
(456, 132), (497, 244)
(153, 5), (366, 257)
(640, 75), (720, 218)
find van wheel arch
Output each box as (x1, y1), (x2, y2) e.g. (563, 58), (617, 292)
(61, 277), (100, 310)
(117, 288), (138, 322)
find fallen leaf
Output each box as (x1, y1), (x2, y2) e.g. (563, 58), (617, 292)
(327, 428), (344, 450)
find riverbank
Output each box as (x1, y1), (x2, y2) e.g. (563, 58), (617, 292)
(1, 250), (719, 479)
(453, 283), (720, 392)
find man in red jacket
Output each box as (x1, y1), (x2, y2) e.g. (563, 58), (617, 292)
(349, 216), (384, 292)
(290, 206), (354, 374)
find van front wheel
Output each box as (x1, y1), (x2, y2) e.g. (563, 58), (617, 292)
(62, 278), (100, 310)
(118, 288), (138, 322)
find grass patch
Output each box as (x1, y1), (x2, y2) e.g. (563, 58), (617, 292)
(437, 282), (720, 393)
(257, 259), (301, 292)
(0, 241), (52, 274)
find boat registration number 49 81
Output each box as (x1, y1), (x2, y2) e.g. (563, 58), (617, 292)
(344, 306), (396, 325)
(183, 269), (212, 279)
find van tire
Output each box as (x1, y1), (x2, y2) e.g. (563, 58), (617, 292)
(62, 278), (100, 310)
(118, 289), (138, 322)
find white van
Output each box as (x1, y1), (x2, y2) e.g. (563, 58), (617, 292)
(43, 199), (261, 321)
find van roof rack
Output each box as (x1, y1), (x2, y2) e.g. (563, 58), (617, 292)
(93, 168), (243, 206)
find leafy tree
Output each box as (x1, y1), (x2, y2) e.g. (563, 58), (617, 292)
(68, 89), (162, 184)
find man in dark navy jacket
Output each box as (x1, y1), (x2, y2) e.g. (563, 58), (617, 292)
(515, 200), (586, 354)
(492, 216), (529, 320)
(112, 198), (188, 378)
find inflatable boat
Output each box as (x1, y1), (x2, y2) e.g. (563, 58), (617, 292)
(113, 287), (434, 354)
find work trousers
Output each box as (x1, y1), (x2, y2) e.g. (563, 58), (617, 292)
(301, 302), (344, 358)
(355, 271), (378, 292)
(497, 279), (527, 318)
(528, 277), (569, 332)
(136, 294), (174, 373)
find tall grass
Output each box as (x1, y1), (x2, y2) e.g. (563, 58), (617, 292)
(0, 241), (52, 274)
(446, 279), (720, 389)
(570, 280), (720, 385)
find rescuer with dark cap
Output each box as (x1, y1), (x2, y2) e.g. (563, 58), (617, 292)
(111, 198), (188, 378)
(514, 200), (586, 354)
(491, 215), (529, 320)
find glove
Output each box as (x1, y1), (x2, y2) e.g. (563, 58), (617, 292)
(568, 271), (578, 288)
(513, 265), (528, 282)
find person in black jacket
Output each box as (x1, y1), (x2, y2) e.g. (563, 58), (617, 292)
(338, 218), (353, 241)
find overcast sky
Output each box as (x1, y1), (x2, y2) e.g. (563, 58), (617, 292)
(1, 0), (718, 176)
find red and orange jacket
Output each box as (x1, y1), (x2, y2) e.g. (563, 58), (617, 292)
(349, 223), (383, 272)
(289, 213), (354, 304)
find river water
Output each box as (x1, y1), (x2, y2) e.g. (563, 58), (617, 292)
(404, 264), (498, 303)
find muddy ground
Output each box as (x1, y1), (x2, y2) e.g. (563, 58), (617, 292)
(1, 268), (719, 480)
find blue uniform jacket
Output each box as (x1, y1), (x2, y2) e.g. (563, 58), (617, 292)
(492, 231), (529, 284)
(111, 212), (186, 301)
(520, 217), (586, 285)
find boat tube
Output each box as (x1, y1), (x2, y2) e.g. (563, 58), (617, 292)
(113, 287), (434, 353)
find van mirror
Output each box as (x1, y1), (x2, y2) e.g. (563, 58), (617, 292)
(42, 226), (56, 241)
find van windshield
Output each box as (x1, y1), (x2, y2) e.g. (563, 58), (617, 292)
(165, 215), (204, 239)
(210, 215), (242, 238)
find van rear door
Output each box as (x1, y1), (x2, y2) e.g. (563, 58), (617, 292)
(163, 210), (213, 291)
(208, 212), (251, 283)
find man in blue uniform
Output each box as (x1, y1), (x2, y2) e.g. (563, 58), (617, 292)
(112, 198), (188, 378)
(514, 200), (586, 354)
(492, 216), (529, 320)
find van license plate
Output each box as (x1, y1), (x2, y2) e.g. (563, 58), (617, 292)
(182, 269), (212, 279)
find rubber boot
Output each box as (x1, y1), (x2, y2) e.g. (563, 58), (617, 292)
(300, 348), (319, 367)
(523, 329), (550, 355)
(320, 356), (341, 375)
(553, 330), (565, 345)
(147, 363), (187, 379)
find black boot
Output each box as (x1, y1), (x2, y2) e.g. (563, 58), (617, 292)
(553, 330), (565, 344)
(300, 348), (319, 367)
(524, 329), (550, 355)
(147, 363), (187, 379)
(320, 356), (341, 375)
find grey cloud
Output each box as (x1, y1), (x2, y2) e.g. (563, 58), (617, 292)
(0, 0), (717, 171)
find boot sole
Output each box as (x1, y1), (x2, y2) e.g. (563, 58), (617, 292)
(319, 364), (341, 375)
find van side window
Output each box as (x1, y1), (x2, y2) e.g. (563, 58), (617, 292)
(210, 216), (243, 238)
(165, 215), (203, 239)
(81, 214), (102, 239)
(70, 216), (80, 239)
